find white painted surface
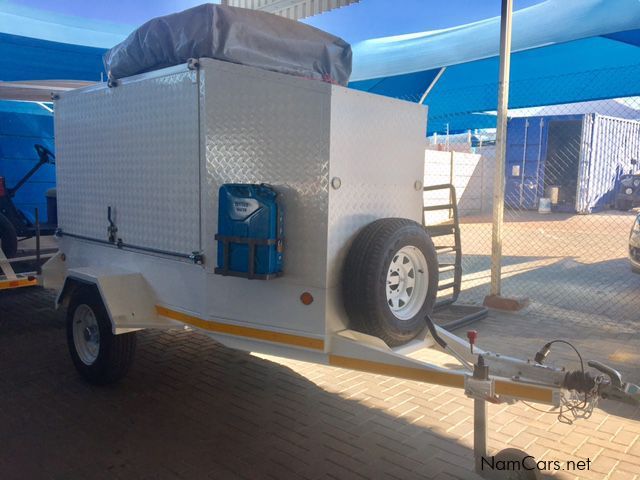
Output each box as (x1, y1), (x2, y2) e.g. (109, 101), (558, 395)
(55, 65), (201, 255)
(49, 58), (427, 351)
(424, 148), (495, 222)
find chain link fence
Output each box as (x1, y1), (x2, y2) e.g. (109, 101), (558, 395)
(417, 65), (640, 322)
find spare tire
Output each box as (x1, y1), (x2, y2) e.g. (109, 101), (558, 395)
(342, 218), (438, 346)
(0, 213), (18, 258)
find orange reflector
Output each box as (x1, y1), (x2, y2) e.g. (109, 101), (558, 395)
(300, 292), (314, 305)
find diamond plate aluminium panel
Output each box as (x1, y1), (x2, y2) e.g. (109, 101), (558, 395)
(54, 57), (428, 342)
(325, 87), (428, 334)
(199, 59), (332, 336)
(198, 59), (427, 337)
(55, 66), (201, 256)
(326, 87), (428, 287)
(200, 59), (332, 286)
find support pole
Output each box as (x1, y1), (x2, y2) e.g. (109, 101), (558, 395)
(419, 67), (446, 105)
(35, 208), (41, 275)
(472, 355), (490, 476)
(489, 0), (513, 296)
(474, 398), (488, 475)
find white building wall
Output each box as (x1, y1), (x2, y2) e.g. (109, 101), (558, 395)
(223, 0), (360, 20)
(424, 148), (496, 224)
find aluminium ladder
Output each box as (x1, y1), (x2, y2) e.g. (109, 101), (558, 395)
(423, 183), (487, 329)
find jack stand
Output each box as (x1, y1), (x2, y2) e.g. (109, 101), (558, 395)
(471, 355), (490, 476)
(474, 397), (488, 475)
(467, 355), (542, 480)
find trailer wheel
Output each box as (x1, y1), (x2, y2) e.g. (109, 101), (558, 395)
(491, 448), (541, 479)
(66, 287), (136, 384)
(342, 218), (438, 346)
(0, 213), (18, 258)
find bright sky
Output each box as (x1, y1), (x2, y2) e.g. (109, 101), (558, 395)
(2, 0), (547, 44)
(305, 0), (546, 42)
(1, 0), (212, 26)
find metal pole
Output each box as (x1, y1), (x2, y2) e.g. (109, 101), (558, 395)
(35, 208), (41, 275)
(419, 67), (447, 105)
(519, 119), (529, 207)
(535, 118), (544, 204)
(474, 398), (488, 474)
(489, 0), (514, 296)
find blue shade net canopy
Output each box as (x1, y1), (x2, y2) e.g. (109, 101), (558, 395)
(0, 3), (114, 221)
(330, 0), (640, 134)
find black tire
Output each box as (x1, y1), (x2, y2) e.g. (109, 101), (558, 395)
(342, 218), (438, 347)
(487, 448), (541, 480)
(616, 198), (633, 211)
(66, 287), (137, 384)
(0, 213), (18, 258)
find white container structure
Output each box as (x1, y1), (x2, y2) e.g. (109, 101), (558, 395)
(47, 58), (428, 355)
(43, 59), (639, 475)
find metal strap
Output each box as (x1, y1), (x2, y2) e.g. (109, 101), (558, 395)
(0, 248), (18, 281)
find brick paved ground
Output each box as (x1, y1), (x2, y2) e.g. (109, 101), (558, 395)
(1, 287), (639, 479)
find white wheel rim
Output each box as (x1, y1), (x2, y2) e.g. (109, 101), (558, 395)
(386, 246), (429, 320)
(72, 304), (100, 365)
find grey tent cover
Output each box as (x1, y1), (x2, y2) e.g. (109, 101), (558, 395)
(104, 3), (352, 85)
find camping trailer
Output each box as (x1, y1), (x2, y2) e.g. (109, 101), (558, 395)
(41, 56), (640, 473)
(46, 56), (432, 358)
(505, 114), (640, 213)
(40, 5), (640, 476)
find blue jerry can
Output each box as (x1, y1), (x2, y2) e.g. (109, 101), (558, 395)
(215, 184), (283, 278)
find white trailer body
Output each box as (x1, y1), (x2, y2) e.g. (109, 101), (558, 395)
(46, 58), (427, 360)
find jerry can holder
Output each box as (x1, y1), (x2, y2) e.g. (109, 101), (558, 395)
(214, 234), (283, 280)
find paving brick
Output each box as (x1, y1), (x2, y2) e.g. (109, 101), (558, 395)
(507, 431), (538, 450)
(613, 429), (639, 447)
(597, 418), (626, 435)
(2, 287), (640, 479)
(498, 420), (529, 437)
(616, 460), (640, 477)
(576, 442), (604, 461)
(587, 435), (633, 454)
(589, 455), (620, 474)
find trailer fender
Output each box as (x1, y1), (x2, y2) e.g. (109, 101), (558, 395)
(56, 268), (176, 334)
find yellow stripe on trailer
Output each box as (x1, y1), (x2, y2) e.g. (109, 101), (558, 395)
(329, 354), (466, 389)
(494, 379), (554, 404)
(155, 307), (555, 404)
(0, 276), (39, 291)
(156, 305), (325, 351)
(329, 355), (556, 404)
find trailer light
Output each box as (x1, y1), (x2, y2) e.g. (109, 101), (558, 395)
(0, 177), (5, 197)
(300, 292), (314, 305)
(626, 188), (634, 195)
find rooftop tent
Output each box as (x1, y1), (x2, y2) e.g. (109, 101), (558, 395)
(344, 0), (640, 133)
